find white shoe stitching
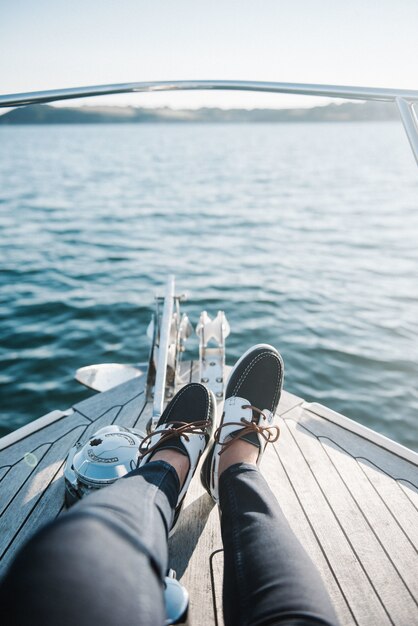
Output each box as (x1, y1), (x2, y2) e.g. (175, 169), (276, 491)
(232, 352), (283, 411)
(165, 383), (209, 422)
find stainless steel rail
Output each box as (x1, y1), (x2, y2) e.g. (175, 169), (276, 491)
(2, 80), (418, 107)
(1, 80), (417, 165)
(152, 275), (175, 428)
(396, 98), (418, 165)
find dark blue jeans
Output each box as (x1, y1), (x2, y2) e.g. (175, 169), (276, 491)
(0, 461), (338, 626)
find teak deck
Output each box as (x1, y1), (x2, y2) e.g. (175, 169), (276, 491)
(1, 362), (417, 625)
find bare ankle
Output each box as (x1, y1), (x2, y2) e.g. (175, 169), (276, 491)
(218, 438), (259, 476)
(151, 450), (190, 489)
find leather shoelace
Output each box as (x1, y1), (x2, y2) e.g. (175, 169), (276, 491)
(215, 404), (280, 455)
(138, 420), (211, 460)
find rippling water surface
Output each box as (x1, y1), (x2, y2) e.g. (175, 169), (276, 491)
(0, 122), (417, 450)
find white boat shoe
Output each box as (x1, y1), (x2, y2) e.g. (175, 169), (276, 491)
(201, 344), (284, 503)
(137, 382), (216, 528)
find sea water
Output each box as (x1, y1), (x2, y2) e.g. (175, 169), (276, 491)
(0, 122), (417, 450)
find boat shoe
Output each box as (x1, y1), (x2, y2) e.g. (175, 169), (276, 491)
(137, 382), (216, 527)
(201, 344), (284, 503)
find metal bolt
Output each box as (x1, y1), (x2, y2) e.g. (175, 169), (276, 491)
(166, 390), (173, 398)
(216, 392), (223, 398)
(216, 377), (223, 383)
(201, 377), (209, 383)
(210, 362), (216, 366)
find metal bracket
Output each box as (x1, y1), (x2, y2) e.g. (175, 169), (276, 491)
(147, 276), (192, 430)
(196, 311), (230, 401)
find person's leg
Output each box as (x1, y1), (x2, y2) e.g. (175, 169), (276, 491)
(219, 456), (339, 626)
(201, 345), (339, 626)
(1, 382), (215, 626)
(0, 460), (178, 626)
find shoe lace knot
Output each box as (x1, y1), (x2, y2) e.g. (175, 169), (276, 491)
(138, 420), (211, 460)
(215, 404), (280, 455)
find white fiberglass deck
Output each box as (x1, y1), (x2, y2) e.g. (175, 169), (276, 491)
(0, 362), (417, 625)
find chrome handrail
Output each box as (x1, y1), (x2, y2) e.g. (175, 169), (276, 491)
(1, 80), (417, 165)
(1, 80), (418, 107)
(152, 275), (175, 428)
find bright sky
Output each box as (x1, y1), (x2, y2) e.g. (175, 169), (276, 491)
(1, 0), (417, 109)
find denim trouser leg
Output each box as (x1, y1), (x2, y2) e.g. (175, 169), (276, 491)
(219, 463), (339, 626)
(0, 461), (179, 626)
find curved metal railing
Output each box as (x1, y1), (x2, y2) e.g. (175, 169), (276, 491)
(1, 80), (417, 165)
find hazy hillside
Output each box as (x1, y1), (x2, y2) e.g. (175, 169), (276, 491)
(0, 101), (398, 124)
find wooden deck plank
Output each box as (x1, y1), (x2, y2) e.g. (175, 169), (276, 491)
(359, 459), (418, 549)
(0, 424), (87, 572)
(0, 405), (121, 575)
(0, 411), (89, 466)
(322, 438), (418, 601)
(169, 470), (223, 625)
(399, 480), (418, 510)
(262, 443), (355, 626)
(72, 375), (146, 419)
(276, 417), (391, 625)
(302, 403), (418, 477)
(0, 410), (75, 451)
(287, 417), (417, 625)
(110, 389), (147, 431)
(0, 459), (68, 577)
(0, 443), (51, 515)
(277, 389), (304, 415)
(0, 467), (10, 482)
(69, 406), (124, 443)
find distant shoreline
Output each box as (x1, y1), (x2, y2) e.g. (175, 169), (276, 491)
(0, 101), (398, 124)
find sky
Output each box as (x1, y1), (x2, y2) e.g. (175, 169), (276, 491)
(1, 0), (417, 110)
